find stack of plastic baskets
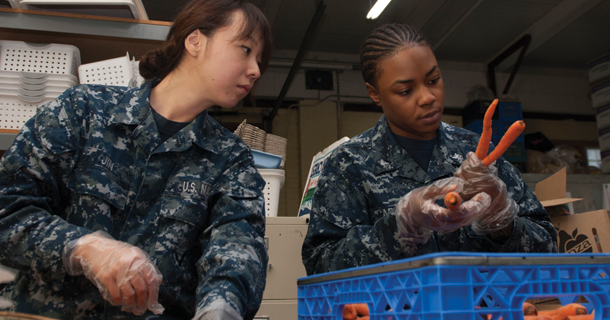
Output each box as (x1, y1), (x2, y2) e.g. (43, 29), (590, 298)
(0, 40), (80, 132)
(297, 252), (610, 320)
(78, 52), (144, 87)
(259, 169), (285, 217)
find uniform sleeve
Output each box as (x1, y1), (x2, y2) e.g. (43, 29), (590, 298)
(302, 151), (415, 276)
(473, 157), (558, 253)
(195, 145), (268, 320)
(0, 88), (92, 291)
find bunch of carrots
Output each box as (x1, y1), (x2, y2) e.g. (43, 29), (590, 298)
(444, 99), (526, 210)
(342, 302), (594, 320)
(499, 302), (594, 320)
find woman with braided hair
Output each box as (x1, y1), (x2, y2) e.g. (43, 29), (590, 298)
(301, 23), (556, 276)
(0, 0), (272, 319)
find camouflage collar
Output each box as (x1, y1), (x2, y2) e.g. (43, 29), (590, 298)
(108, 79), (219, 154)
(370, 115), (462, 183)
(107, 80), (154, 126)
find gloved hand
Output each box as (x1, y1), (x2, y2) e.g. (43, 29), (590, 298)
(396, 177), (491, 244)
(454, 151), (518, 235)
(62, 231), (164, 316)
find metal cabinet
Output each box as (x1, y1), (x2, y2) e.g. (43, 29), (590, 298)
(256, 216), (309, 319)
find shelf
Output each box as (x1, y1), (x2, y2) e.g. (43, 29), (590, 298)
(0, 8), (170, 41)
(0, 8), (170, 64)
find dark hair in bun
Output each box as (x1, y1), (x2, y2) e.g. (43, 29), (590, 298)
(139, 0), (273, 80)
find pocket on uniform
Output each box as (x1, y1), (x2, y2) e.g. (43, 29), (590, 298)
(154, 189), (207, 286)
(159, 179), (210, 227)
(73, 165), (129, 210)
(371, 205), (396, 222)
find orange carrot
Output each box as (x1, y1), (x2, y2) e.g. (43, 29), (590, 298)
(444, 191), (462, 210)
(523, 302), (538, 316)
(567, 315), (594, 320)
(343, 304), (357, 320)
(538, 303), (588, 320)
(526, 316), (552, 320)
(481, 120), (525, 166)
(475, 99), (499, 160)
(343, 304), (369, 320)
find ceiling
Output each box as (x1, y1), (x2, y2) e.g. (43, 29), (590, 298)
(141, 0), (610, 73)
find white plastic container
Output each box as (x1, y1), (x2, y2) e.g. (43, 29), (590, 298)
(79, 53), (133, 86)
(259, 169), (285, 217)
(19, 0), (148, 20)
(0, 93), (54, 132)
(0, 40), (81, 77)
(0, 70), (78, 86)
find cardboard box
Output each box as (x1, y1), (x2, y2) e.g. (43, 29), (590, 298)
(535, 167), (582, 216)
(552, 209), (609, 253)
(534, 167), (610, 253)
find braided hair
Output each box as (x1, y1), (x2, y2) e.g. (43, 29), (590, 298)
(360, 24), (430, 86)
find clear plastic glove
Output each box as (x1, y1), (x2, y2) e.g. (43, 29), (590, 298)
(396, 177), (492, 244)
(62, 231), (164, 316)
(454, 151), (518, 235)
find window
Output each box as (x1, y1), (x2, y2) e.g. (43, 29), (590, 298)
(587, 148), (602, 168)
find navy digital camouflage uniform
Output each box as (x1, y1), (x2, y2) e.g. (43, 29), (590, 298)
(302, 115), (557, 276)
(0, 80), (268, 319)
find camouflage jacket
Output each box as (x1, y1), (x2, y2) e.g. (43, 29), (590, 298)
(302, 115), (557, 276)
(0, 81), (268, 320)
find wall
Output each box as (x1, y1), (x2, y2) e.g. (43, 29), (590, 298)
(229, 51), (599, 216)
(254, 50), (594, 115)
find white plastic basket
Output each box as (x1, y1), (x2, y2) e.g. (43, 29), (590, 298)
(19, 0), (148, 20)
(0, 70), (77, 86)
(259, 169), (285, 217)
(0, 93), (54, 132)
(1, 82), (71, 95)
(78, 53), (133, 86)
(0, 40), (81, 77)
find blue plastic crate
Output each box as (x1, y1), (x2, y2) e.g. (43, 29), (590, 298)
(499, 120), (525, 142)
(497, 102), (523, 121)
(297, 252), (610, 319)
(464, 120), (503, 140)
(491, 139), (526, 163)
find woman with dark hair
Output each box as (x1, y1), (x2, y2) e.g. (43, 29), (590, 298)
(302, 23), (556, 276)
(0, 0), (272, 319)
